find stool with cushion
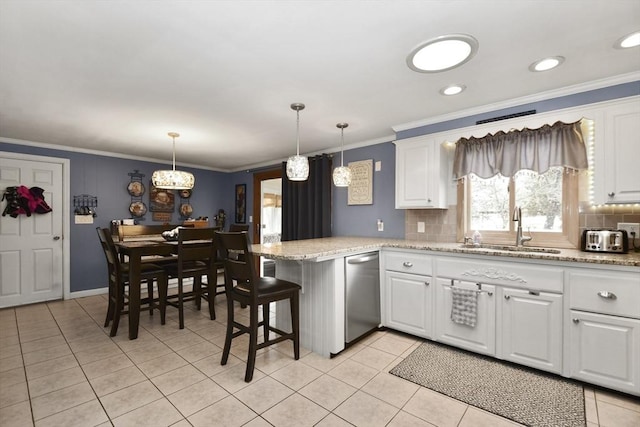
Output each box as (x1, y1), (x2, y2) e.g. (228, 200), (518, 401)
(96, 227), (168, 337)
(215, 231), (301, 382)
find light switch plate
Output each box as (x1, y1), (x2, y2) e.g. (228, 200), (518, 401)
(375, 161), (382, 171)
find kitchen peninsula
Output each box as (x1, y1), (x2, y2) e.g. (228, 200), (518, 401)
(252, 237), (640, 395)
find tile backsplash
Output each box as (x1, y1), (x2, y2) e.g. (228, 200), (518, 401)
(406, 203), (640, 247)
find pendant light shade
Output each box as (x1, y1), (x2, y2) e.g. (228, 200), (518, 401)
(152, 132), (195, 190)
(286, 103), (309, 181)
(332, 123), (351, 187)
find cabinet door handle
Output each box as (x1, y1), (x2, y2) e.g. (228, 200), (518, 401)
(608, 192), (615, 198)
(572, 318), (580, 324)
(597, 291), (617, 300)
(402, 262), (413, 268)
(424, 281), (430, 286)
(504, 295), (511, 300)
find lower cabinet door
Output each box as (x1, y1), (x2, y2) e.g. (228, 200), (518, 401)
(385, 271), (432, 338)
(570, 310), (640, 395)
(435, 278), (496, 355)
(500, 288), (563, 374)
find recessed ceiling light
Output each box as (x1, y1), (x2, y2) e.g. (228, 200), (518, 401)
(614, 31), (640, 49)
(528, 56), (565, 72)
(407, 34), (478, 73)
(440, 84), (466, 96)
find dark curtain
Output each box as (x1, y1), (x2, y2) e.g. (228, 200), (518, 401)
(281, 154), (332, 241)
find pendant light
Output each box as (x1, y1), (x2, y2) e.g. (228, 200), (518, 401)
(332, 123), (351, 187)
(286, 103), (309, 181)
(151, 132), (195, 190)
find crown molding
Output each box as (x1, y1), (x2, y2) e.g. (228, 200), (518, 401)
(392, 72), (640, 132)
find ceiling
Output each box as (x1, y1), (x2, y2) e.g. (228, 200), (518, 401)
(1, 1), (639, 172)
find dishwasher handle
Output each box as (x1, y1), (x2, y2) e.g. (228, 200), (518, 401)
(347, 253), (379, 264)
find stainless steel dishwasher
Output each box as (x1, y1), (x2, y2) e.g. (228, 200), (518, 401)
(345, 251), (381, 343)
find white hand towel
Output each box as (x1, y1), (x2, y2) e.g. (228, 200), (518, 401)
(450, 287), (478, 327)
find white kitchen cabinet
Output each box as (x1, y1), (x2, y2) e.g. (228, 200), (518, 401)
(499, 288), (563, 374)
(569, 311), (640, 395)
(394, 135), (448, 209)
(567, 268), (640, 395)
(594, 97), (640, 204)
(435, 278), (496, 355)
(382, 250), (433, 338)
(384, 271), (433, 338)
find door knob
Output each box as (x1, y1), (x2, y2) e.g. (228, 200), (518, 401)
(53, 236), (61, 241)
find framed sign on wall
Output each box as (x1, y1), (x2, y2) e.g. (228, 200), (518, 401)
(348, 159), (373, 205)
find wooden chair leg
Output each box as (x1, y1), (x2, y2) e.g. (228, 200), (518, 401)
(221, 297), (234, 366)
(178, 279), (185, 329)
(147, 279), (154, 316)
(110, 283), (124, 337)
(262, 302), (270, 342)
(205, 273), (216, 320)
(104, 282), (115, 327)
(158, 276), (168, 325)
(245, 304), (259, 382)
(194, 276), (202, 311)
(291, 292), (300, 360)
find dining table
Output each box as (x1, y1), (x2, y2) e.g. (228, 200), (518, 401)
(114, 240), (175, 339)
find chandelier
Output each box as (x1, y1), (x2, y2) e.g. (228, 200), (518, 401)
(151, 132), (195, 190)
(332, 123), (351, 187)
(286, 103), (309, 181)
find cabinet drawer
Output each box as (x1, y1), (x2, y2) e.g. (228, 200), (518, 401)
(384, 251), (432, 276)
(568, 270), (640, 319)
(436, 257), (563, 293)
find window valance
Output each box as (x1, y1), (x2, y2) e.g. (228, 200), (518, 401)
(453, 120), (588, 179)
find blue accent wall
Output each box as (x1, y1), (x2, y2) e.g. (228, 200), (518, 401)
(0, 142), (229, 293)
(332, 141), (405, 238)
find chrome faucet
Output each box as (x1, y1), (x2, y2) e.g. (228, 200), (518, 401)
(512, 206), (532, 247)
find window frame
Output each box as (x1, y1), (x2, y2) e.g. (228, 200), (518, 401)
(457, 169), (579, 248)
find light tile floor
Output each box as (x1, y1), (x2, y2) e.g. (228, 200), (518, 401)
(1, 294), (639, 427)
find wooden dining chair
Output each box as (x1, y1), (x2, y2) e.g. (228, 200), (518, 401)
(215, 231), (301, 382)
(96, 227), (168, 336)
(161, 227), (219, 329)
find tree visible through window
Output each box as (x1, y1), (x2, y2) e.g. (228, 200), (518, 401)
(468, 166), (565, 235)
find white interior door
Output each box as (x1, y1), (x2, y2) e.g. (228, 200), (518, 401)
(0, 155), (64, 307)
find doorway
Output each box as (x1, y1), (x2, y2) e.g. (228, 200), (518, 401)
(252, 169), (282, 277)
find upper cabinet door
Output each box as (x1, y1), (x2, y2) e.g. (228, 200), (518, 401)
(395, 136), (448, 209)
(595, 98), (640, 204)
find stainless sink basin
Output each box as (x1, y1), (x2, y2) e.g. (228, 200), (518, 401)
(460, 244), (561, 254)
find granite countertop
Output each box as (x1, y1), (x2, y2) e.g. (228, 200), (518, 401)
(251, 237), (640, 267)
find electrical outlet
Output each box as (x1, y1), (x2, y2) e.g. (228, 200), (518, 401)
(618, 222), (640, 237)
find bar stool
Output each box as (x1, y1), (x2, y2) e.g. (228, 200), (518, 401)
(215, 231), (301, 382)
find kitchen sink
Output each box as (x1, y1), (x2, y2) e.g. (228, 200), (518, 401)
(460, 244), (561, 254)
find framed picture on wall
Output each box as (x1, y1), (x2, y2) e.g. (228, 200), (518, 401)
(235, 184), (246, 223)
(149, 181), (175, 212)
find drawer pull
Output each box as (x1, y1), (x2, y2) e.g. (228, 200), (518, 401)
(504, 295), (511, 300)
(403, 262), (413, 268)
(572, 318), (580, 324)
(597, 291), (617, 300)
(528, 290), (540, 296)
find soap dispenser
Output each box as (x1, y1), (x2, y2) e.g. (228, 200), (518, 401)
(472, 230), (482, 246)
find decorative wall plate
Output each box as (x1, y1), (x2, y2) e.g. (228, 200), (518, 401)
(179, 203), (193, 217)
(129, 201), (147, 217)
(127, 181), (145, 197)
